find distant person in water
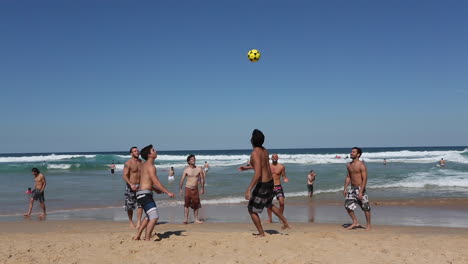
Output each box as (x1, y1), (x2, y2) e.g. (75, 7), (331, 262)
(343, 147), (371, 230)
(439, 158), (446, 167)
(24, 168), (47, 218)
(110, 161), (116, 174)
(307, 170), (316, 198)
(168, 167), (175, 181)
(238, 129), (290, 237)
(383, 159), (387, 166)
(203, 161), (210, 175)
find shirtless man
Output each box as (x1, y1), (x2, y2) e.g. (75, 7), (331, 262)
(238, 129), (290, 237)
(266, 154), (289, 223)
(307, 170), (316, 198)
(343, 147), (371, 230)
(24, 168), (47, 218)
(179, 155), (205, 224)
(110, 161), (116, 174)
(134, 144), (175, 241)
(168, 167), (175, 181)
(122, 146), (143, 228)
(203, 161), (209, 174)
(439, 158), (446, 167)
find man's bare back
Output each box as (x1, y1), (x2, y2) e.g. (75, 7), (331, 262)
(251, 148), (272, 183)
(242, 129), (290, 236)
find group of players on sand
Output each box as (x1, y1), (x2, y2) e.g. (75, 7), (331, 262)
(120, 129), (371, 240)
(24, 128), (372, 240)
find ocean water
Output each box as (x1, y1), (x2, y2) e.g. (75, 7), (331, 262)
(1, 146), (467, 219)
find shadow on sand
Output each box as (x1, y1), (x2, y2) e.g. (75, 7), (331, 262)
(264, 230), (282, 235)
(154, 230), (186, 241)
(342, 223), (364, 229)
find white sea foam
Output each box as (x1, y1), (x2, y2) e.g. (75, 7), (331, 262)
(368, 169), (468, 189)
(47, 164), (74, 170)
(0, 154), (95, 163)
(153, 149), (468, 167)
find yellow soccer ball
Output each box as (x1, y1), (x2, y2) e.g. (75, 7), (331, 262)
(247, 49), (261, 62)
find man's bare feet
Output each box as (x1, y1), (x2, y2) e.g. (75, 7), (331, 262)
(281, 224), (291, 230)
(364, 225), (372, 231)
(23, 214), (31, 217)
(195, 220), (204, 224)
(264, 220), (272, 224)
(253, 233), (266, 238)
(129, 222), (136, 228)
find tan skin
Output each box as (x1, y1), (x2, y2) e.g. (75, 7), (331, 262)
(133, 148), (175, 241)
(24, 171), (46, 218)
(239, 147), (290, 237)
(343, 148), (371, 230)
(266, 154), (289, 223)
(122, 147), (143, 228)
(307, 171), (316, 198)
(179, 157), (205, 224)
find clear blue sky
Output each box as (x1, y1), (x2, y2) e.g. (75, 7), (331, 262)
(1, 0), (467, 153)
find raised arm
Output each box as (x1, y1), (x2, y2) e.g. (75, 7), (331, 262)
(150, 166), (175, 198)
(245, 152), (262, 200)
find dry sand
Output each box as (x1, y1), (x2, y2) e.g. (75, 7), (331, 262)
(1, 220), (467, 264)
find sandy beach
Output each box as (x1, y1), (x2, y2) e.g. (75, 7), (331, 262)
(1, 220), (467, 264)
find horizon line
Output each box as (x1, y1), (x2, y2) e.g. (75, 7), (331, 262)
(1, 145), (467, 155)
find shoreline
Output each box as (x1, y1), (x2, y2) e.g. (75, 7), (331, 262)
(2, 197), (468, 228)
(1, 221), (467, 264)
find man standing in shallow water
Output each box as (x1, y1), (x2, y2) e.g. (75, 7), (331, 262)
(133, 145), (175, 241)
(239, 129), (290, 237)
(122, 146), (143, 228)
(266, 154), (289, 223)
(343, 147), (372, 230)
(179, 155), (205, 224)
(24, 168), (47, 218)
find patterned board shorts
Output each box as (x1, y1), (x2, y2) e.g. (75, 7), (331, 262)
(136, 190), (159, 220)
(344, 186), (371, 211)
(247, 180), (274, 214)
(125, 184), (141, 211)
(32, 189), (45, 203)
(273, 185), (285, 200)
